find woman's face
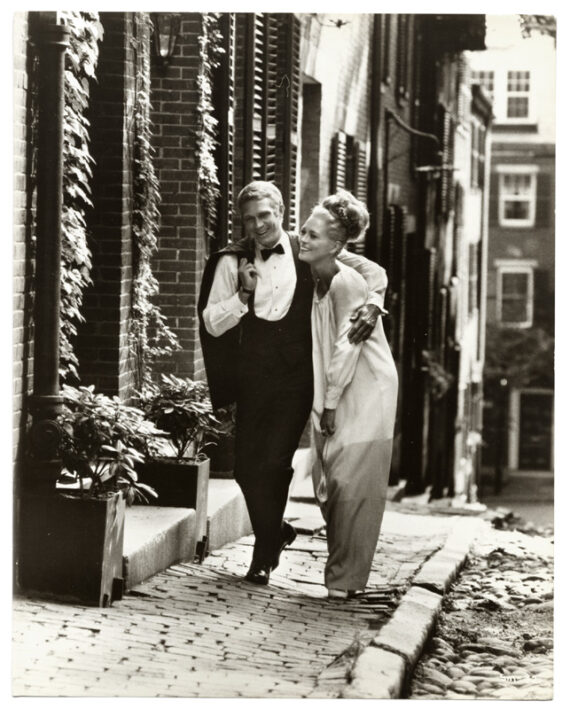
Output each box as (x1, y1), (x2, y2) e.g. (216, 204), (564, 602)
(299, 209), (342, 264)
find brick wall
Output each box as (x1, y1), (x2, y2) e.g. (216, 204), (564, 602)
(150, 13), (207, 382)
(75, 12), (137, 397)
(13, 12), (33, 462)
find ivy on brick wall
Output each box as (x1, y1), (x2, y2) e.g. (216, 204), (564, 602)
(196, 13), (225, 240)
(59, 11), (104, 382)
(130, 13), (180, 389)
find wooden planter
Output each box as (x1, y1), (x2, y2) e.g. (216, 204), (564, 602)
(137, 457), (209, 559)
(209, 434), (235, 479)
(18, 490), (125, 607)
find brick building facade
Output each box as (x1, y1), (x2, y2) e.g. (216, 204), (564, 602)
(13, 12), (490, 529)
(469, 24), (555, 474)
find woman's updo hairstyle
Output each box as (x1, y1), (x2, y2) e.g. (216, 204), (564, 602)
(320, 190), (370, 243)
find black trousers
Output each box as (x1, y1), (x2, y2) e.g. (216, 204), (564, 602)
(234, 372), (313, 567)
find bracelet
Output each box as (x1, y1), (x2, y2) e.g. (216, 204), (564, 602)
(240, 286), (254, 295)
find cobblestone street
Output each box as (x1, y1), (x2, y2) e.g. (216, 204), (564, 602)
(409, 522), (554, 700)
(12, 506), (452, 698)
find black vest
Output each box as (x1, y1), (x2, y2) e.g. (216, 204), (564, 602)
(239, 236), (313, 388)
(197, 234), (313, 408)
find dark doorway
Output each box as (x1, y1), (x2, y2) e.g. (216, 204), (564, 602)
(518, 391), (553, 470)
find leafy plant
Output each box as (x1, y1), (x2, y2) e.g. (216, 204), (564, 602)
(57, 384), (162, 504)
(130, 13), (180, 389)
(213, 404), (236, 437)
(484, 323), (554, 389)
(421, 350), (455, 400)
(196, 13), (225, 240)
(139, 374), (221, 461)
(58, 12), (103, 381)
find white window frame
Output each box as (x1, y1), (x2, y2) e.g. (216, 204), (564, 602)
(495, 259), (536, 329)
(505, 70), (531, 121)
(496, 164), (538, 228)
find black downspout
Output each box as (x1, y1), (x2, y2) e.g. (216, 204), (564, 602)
(27, 18), (70, 477)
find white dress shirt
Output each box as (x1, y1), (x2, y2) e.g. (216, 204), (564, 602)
(202, 231), (388, 337)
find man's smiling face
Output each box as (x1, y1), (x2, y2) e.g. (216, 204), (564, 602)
(241, 197), (284, 249)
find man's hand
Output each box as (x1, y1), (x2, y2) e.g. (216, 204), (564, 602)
(238, 258), (258, 301)
(348, 303), (383, 343)
(320, 408), (336, 437)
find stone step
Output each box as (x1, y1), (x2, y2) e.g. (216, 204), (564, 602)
(123, 506), (197, 590)
(123, 447), (317, 590)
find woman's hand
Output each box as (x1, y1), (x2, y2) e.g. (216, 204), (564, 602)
(320, 408), (336, 436)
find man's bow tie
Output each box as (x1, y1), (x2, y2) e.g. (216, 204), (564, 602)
(260, 243), (285, 261)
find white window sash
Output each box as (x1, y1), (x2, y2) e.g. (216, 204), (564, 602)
(498, 171), (537, 227)
(496, 264), (534, 328)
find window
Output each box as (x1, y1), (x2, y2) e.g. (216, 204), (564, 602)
(471, 70), (494, 104)
(506, 70), (530, 119)
(496, 264), (534, 328)
(497, 165), (537, 227)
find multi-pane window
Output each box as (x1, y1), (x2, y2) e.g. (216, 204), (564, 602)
(498, 168), (537, 227)
(506, 70), (530, 119)
(496, 266), (534, 328)
(471, 70), (494, 104)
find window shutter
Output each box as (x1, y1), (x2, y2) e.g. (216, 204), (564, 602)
(353, 140), (368, 202)
(263, 15), (279, 183)
(247, 14), (264, 180)
(438, 106), (453, 215)
(280, 14), (301, 231)
(331, 131), (347, 193)
(533, 268), (554, 332)
(382, 14), (392, 85)
(212, 13), (235, 248)
(396, 14), (410, 101)
(535, 171), (552, 227)
(392, 205), (407, 360)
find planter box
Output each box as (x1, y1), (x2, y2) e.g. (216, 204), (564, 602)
(137, 457), (209, 559)
(18, 490), (125, 607)
(209, 435), (235, 479)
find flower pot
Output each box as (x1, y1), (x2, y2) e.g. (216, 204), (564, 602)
(137, 457), (209, 559)
(18, 490), (125, 607)
(209, 434), (235, 479)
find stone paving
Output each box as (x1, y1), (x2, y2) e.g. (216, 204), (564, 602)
(409, 524), (554, 700)
(12, 504), (453, 698)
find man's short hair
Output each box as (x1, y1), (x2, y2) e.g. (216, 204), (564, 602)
(237, 181), (285, 216)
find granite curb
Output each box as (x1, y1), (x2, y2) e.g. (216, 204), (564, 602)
(344, 515), (487, 698)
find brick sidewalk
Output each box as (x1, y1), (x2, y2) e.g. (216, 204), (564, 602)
(12, 505), (456, 698)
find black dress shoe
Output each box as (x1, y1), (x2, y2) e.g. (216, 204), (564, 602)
(245, 564), (271, 585)
(271, 522), (297, 570)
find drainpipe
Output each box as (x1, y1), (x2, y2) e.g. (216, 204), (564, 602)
(27, 17), (70, 472)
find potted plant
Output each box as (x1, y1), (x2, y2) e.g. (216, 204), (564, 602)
(18, 385), (161, 607)
(138, 374), (220, 560)
(209, 403), (236, 478)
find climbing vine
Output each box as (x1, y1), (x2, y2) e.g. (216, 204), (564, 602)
(130, 13), (179, 389)
(59, 11), (103, 382)
(196, 13), (225, 240)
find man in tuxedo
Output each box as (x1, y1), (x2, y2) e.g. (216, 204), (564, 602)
(198, 181), (387, 585)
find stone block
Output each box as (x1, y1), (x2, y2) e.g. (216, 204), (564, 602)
(341, 646), (406, 699)
(372, 586), (442, 667)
